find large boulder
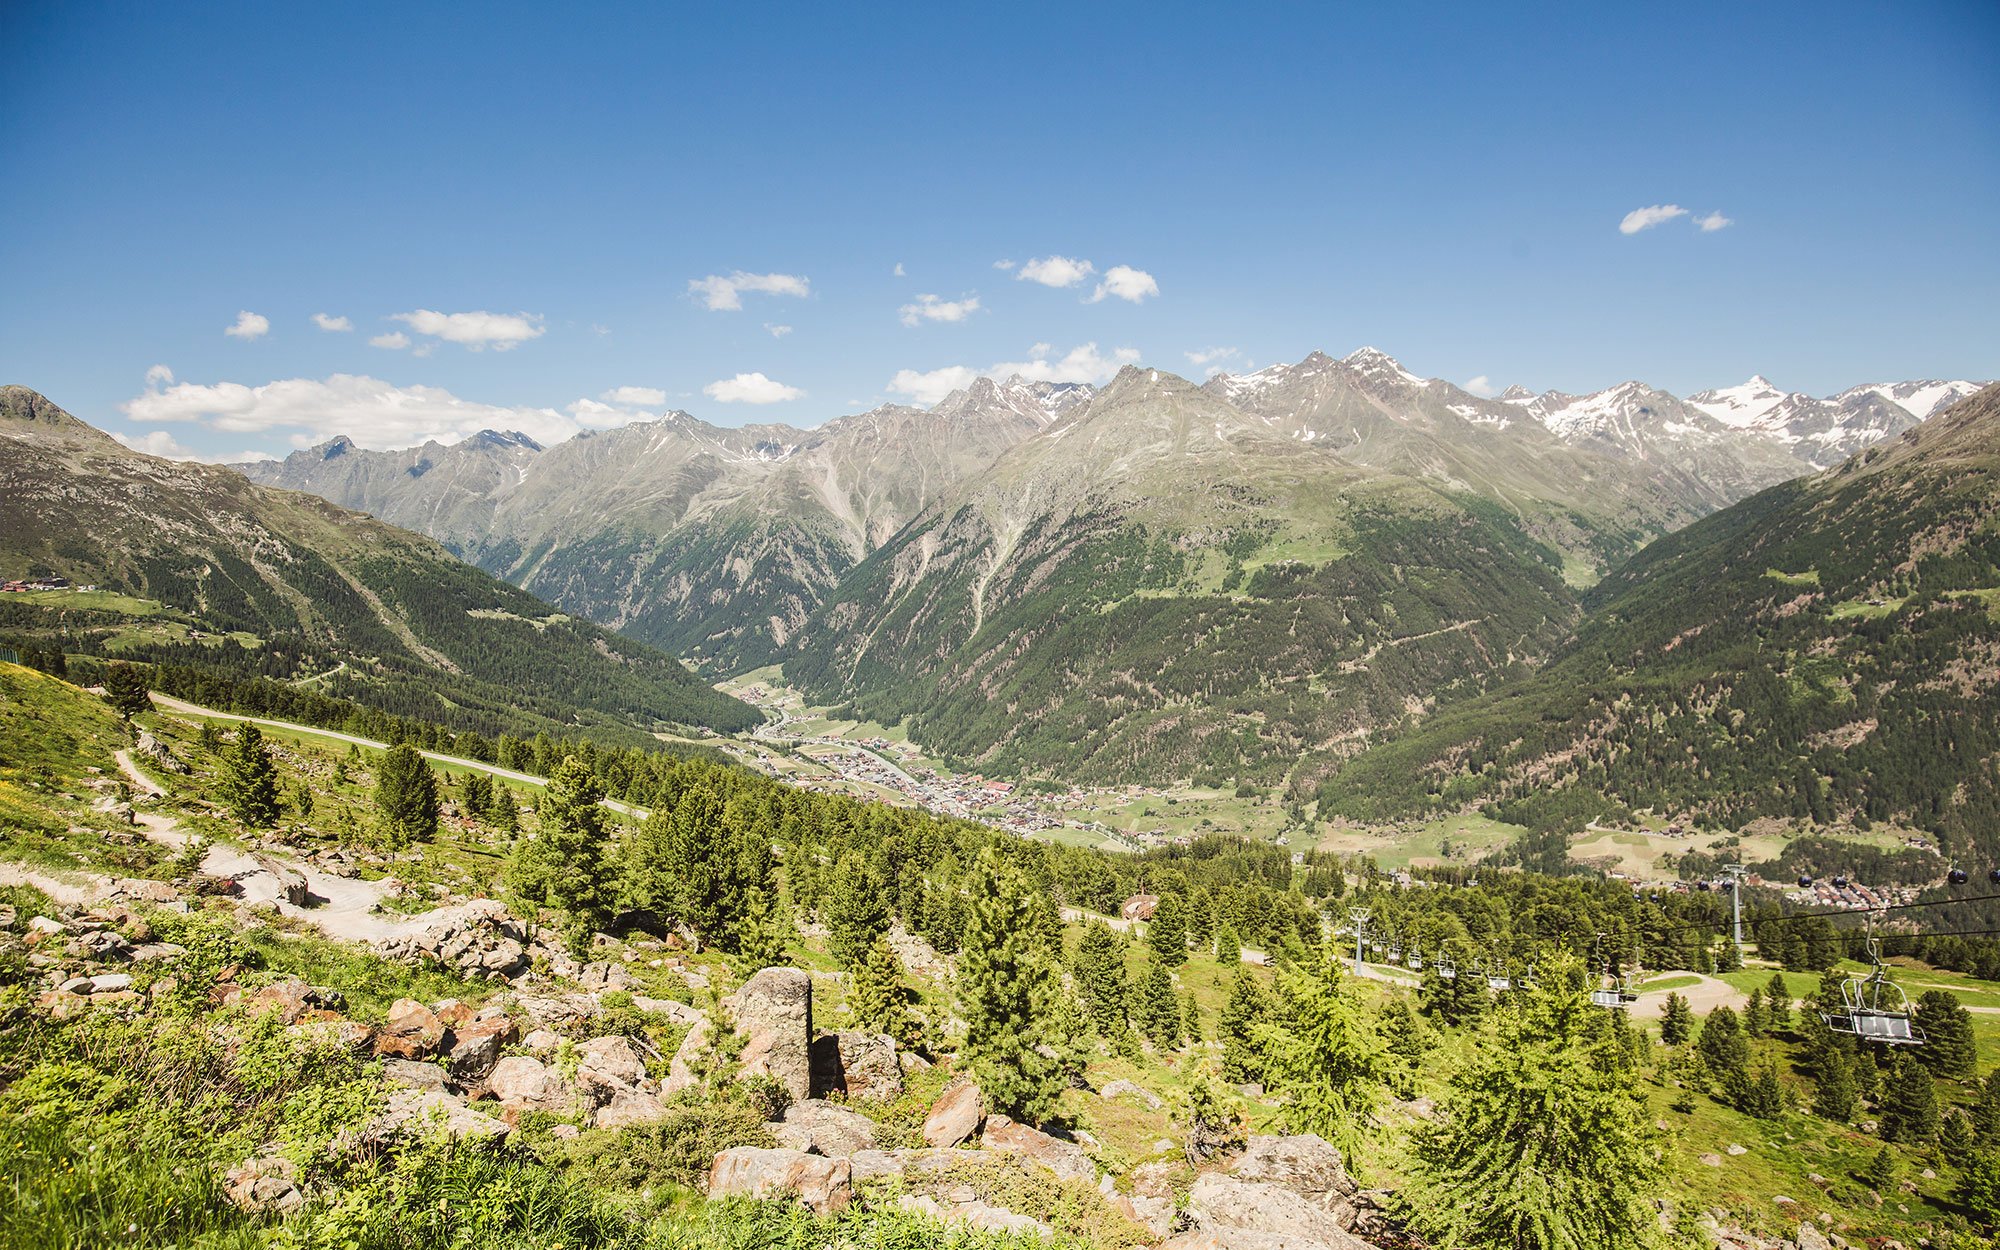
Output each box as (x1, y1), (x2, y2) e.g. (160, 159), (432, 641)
(665, 1014), (715, 1096)
(373, 999), (446, 1060)
(1185, 1173), (1372, 1249)
(981, 1115), (1095, 1183)
(811, 1030), (905, 1102)
(726, 967), (813, 1103)
(375, 900), (531, 980)
(708, 1146), (851, 1215)
(577, 1035), (651, 1093)
(594, 1089), (669, 1130)
(485, 1055), (573, 1114)
(922, 1079), (983, 1147)
(353, 1090), (511, 1150)
(445, 1016), (517, 1077)
(774, 1099), (878, 1157)
(1230, 1135), (1359, 1217)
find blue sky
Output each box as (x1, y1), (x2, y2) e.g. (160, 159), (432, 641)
(2, 0), (1996, 459)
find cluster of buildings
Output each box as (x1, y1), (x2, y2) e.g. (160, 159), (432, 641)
(2, 575), (85, 593)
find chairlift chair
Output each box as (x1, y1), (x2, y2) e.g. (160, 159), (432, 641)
(1407, 948), (1425, 972)
(1435, 953), (1457, 981)
(1819, 936), (1926, 1046)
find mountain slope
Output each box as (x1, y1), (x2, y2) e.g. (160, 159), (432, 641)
(1315, 384), (2000, 861)
(0, 386), (758, 740)
(240, 378), (1071, 670)
(1687, 375), (1988, 468)
(784, 365), (1584, 784)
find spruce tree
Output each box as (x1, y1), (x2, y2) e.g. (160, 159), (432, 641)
(1743, 987), (1769, 1038)
(488, 784), (518, 834)
(1813, 1048), (1861, 1123)
(505, 756), (611, 947)
(736, 885), (794, 970)
(1407, 953), (1664, 1250)
(625, 782), (749, 947)
(1072, 920), (1130, 1037)
(225, 723), (282, 828)
(849, 932), (921, 1050)
(1916, 990), (1978, 1082)
(1880, 1055), (1942, 1143)
(1215, 922), (1241, 966)
(1695, 1006), (1749, 1094)
(1861, 1144), (1901, 1192)
(1187, 887), (1215, 950)
(461, 771), (492, 814)
(1958, 1148), (2000, 1229)
(1219, 968), (1268, 1085)
(1976, 1069), (2000, 1145)
(957, 850), (1065, 1123)
(1659, 992), (1695, 1046)
(1741, 1063), (1786, 1119)
(1148, 893), (1188, 967)
(1942, 1109), (1977, 1168)
(104, 664), (151, 719)
(373, 743), (438, 845)
(1764, 971), (1792, 1032)
(824, 852), (890, 965)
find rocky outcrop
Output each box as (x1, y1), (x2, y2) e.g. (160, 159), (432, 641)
(353, 1090), (511, 1150)
(375, 900), (535, 980)
(486, 1055), (576, 1115)
(922, 1079), (982, 1147)
(897, 1192), (1053, 1239)
(809, 1030), (904, 1101)
(1230, 1135), (1359, 1220)
(726, 967), (813, 1102)
(773, 1099), (877, 1157)
(373, 998), (446, 1060)
(708, 1146), (852, 1215)
(1173, 1135), (1377, 1250)
(982, 1115), (1095, 1182)
(222, 1156), (304, 1215)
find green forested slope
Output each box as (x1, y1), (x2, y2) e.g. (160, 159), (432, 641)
(1314, 385), (2000, 861)
(0, 386), (758, 742)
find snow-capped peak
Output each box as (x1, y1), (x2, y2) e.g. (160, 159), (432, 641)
(1497, 384), (1537, 404)
(1340, 346), (1427, 387)
(1688, 375), (1792, 429)
(1832, 379), (1987, 421)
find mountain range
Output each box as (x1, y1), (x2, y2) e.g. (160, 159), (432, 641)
(0, 386), (757, 744)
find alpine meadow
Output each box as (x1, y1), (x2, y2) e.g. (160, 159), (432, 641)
(4, 5), (2000, 1250)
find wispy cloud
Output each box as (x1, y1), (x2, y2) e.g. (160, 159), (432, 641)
(899, 293), (982, 326)
(1618, 204), (1689, 235)
(992, 259), (1017, 271)
(1185, 347), (1238, 366)
(1463, 375), (1498, 398)
(703, 372), (804, 404)
(110, 429), (272, 463)
(765, 323), (793, 338)
(311, 312), (352, 332)
(145, 364), (175, 386)
(369, 331), (411, 350)
(224, 310), (270, 340)
(601, 386), (666, 407)
(391, 309), (544, 351)
(1016, 255), (1096, 288)
(122, 372), (587, 448)
(893, 262), (906, 277)
(688, 271), (811, 311)
(1089, 265), (1159, 304)
(1694, 211), (1733, 232)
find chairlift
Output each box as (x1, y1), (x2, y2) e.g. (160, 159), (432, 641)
(1819, 932), (1925, 1046)
(1796, 875), (1814, 888)
(1407, 948), (1425, 971)
(1832, 875), (1849, 889)
(1483, 961), (1512, 992)
(1435, 953), (1457, 981)
(1387, 941), (1403, 964)
(1947, 868), (1969, 886)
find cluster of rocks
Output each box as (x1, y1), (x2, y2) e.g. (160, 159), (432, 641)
(13, 906), (191, 1015)
(374, 898), (565, 981)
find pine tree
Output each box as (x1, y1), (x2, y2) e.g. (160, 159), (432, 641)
(1219, 968), (1269, 1085)
(1181, 987), (1204, 1045)
(1743, 987), (1769, 1037)
(1072, 921), (1130, 1038)
(103, 664), (151, 719)
(1880, 1055), (1942, 1143)
(373, 743), (438, 845)
(462, 771), (492, 815)
(197, 720), (225, 755)
(1133, 959), (1182, 1049)
(1695, 1006), (1749, 1093)
(1148, 893), (1188, 967)
(625, 783), (752, 948)
(1813, 1047), (1861, 1123)
(1407, 952), (1663, 1250)
(224, 723), (282, 828)
(1861, 1144), (1902, 1192)
(1659, 992), (1694, 1046)
(1942, 1108), (1977, 1167)
(1916, 990), (1978, 1082)
(736, 885), (794, 970)
(957, 850), (1065, 1123)
(1381, 995), (1430, 1099)
(1958, 1148), (2000, 1230)
(1741, 1063), (1786, 1119)
(1182, 1070), (1243, 1166)
(488, 785), (518, 834)
(1187, 888), (1215, 950)
(824, 852), (890, 965)
(1976, 1070), (2000, 1145)
(1256, 949), (1382, 1152)
(505, 756), (611, 948)
(1215, 922), (1241, 966)
(849, 932), (921, 1050)
(1764, 971), (1792, 1032)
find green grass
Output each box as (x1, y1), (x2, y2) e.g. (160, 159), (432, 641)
(1640, 974), (1702, 993)
(9, 588), (166, 615)
(1763, 568), (1822, 587)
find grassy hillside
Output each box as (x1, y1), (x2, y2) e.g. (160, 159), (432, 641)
(1313, 384), (2000, 863)
(0, 386), (758, 743)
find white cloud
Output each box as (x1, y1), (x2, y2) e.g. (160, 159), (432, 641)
(109, 430), (272, 463)
(688, 271), (811, 311)
(887, 342), (1138, 405)
(312, 312), (352, 332)
(886, 366), (981, 406)
(1089, 265), (1159, 304)
(1016, 255), (1095, 288)
(123, 372), (586, 449)
(568, 398), (639, 428)
(765, 323), (793, 338)
(601, 386), (667, 407)
(224, 310), (270, 340)
(1185, 346), (1238, 366)
(1463, 375), (1498, 398)
(1618, 204), (1688, 235)
(370, 331), (411, 350)
(992, 259), (1017, 271)
(899, 293), (982, 327)
(145, 364), (175, 386)
(893, 262), (906, 277)
(703, 372), (804, 404)
(391, 309), (544, 351)
(1694, 211), (1733, 232)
